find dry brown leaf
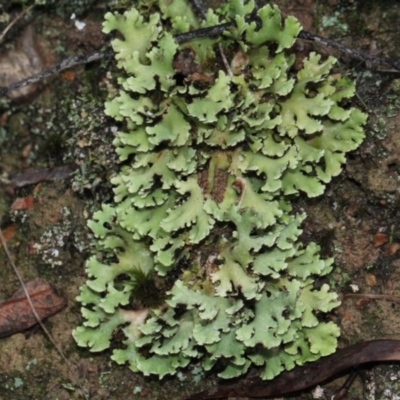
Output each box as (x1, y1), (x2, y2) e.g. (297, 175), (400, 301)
(365, 273), (377, 287)
(10, 196), (34, 211)
(0, 224), (16, 248)
(0, 278), (66, 338)
(61, 70), (76, 81)
(7, 164), (77, 195)
(388, 242), (400, 255)
(342, 311), (352, 321)
(373, 232), (389, 247)
(0, 25), (53, 100)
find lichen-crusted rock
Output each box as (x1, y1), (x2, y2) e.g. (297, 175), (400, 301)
(73, 0), (366, 380)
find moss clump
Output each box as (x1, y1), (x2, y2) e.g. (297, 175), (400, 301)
(73, 0), (366, 380)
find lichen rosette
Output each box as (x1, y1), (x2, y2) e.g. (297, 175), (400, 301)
(73, 0), (366, 380)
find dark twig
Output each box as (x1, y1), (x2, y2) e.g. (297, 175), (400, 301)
(298, 30), (400, 70)
(183, 340), (400, 399)
(188, 0), (207, 20)
(0, 50), (113, 96)
(175, 18), (400, 71)
(2, 15), (400, 97)
(331, 371), (358, 400)
(174, 22), (232, 43)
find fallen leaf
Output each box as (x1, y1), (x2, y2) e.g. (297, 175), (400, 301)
(27, 241), (37, 255)
(0, 25), (54, 100)
(77, 139), (89, 148)
(0, 224), (16, 248)
(388, 242), (400, 255)
(10, 196), (34, 211)
(0, 112), (8, 126)
(7, 164), (78, 195)
(365, 273), (377, 287)
(373, 232), (389, 247)
(61, 70), (76, 81)
(342, 312), (352, 322)
(0, 278), (67, 338)
(21, 144), (32, 158)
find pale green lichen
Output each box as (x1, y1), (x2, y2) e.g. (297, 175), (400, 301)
(73, 0), (367, 381)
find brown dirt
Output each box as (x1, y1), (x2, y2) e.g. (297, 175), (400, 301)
(2, 1), (400, 399)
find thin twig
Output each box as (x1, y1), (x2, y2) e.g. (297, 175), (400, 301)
(344, 293), (400, 303)
(2, 14), (400, 97)
(298, 30), (400, 70)
(174, 18), (400, 71)
(218, 42), (233, 76)
(174, 22), (232, 43)
(0, 228), (89, 399)
(0, 50), (113, 96)
(332, 372), (358, 400)
(188, 0), (207, 20)
(0, 4), (35, 44)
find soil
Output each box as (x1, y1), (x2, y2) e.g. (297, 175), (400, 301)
(1, 1), (400, 399)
